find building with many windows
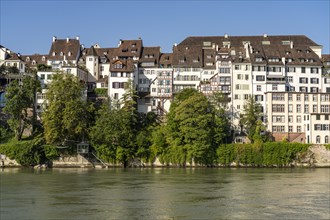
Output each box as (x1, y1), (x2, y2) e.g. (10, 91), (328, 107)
(1, 34), (329, 144)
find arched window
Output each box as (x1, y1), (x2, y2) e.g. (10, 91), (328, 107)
(325, 136), (329, 144)
(42, 56), (46, 61)
(316, 135), (320, 144)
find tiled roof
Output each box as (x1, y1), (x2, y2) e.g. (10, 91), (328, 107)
(159, 53), (173, 67)
(6, 53), (23, 61)
(48, 38), (80, 61)
(110, 59), (134, 72)
(175, 35), (322, 67)
(21, 54), (48, 68)
(115, 39), (142, 58)
(139, 47), (161, 67)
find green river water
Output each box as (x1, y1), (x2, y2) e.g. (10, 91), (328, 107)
(0, 168), (329, 220)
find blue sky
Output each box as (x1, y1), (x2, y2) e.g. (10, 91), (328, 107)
(1, 0), (329, 55)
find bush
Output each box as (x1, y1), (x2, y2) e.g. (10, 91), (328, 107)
(216, 142), (310, 167)
(0, 135), (59, 167)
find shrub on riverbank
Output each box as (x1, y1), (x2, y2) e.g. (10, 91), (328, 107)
(216, 142), (311, 167)
(0, 135), (59, 167)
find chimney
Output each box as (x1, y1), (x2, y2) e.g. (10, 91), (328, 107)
(118, 39), (123, 47)
(224, 34), (228, 39)
(66, 37), (69, 43)
(174, 43), (177, 47)
(290, 41), (294, 49)
(263, 33), (268, 38)
(52, 36), (57, 42)
(76, 36), (80, 41)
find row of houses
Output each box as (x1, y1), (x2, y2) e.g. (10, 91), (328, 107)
(1, 34), (330, 144)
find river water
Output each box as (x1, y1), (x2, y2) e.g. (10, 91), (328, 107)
(0, 168), (329, 220)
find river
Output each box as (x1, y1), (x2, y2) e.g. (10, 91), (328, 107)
(0, 168), (329, 220)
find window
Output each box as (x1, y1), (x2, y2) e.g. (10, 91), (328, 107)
(114, 63), (123, 69)
(301, 67), (305, 73)
(272, 126), (285, 132)
(296, 104), (301, 113)
(272, 93), (285, 101)
(272, 116), (285, 123)
(299, 77), (308, 84)
(40, 74), (45, 80)
(299, 87), (308, 92)
(316, 135), (320, 144)
(235, 65), (240, 70)
(321, 105), (330, 113)
(296, 94), (301, 101)
(310, 78), (319, 84)
(313, 105), (317, 113)
(288, 104), (293, 113)
(288, 94), (293, 101)
(311, 68), (319, 74)
(219, 68), (230, 73)
(325, 136), (329, 144)
(237, 74), (242, 80)
(114, 93), (118, 100)
(287, 76), (293, 82)
(272, 84), (278, 91)
(287, 67), (296, 72)
(297, 126), (301, 132)
(289, 126), (293, 132)
(272, 104), (285, 112)
(288, 115), (293, 123)
(257, 85), (261, 91)
(255, 95), (263, 101)
(304, 94), (309, 101)
(316, 115), (321, 120)
(325, 115), (329, 120)
(313, 95), (318, 102)
(304, 104), (309, 113)
(297, 116), (301, 123)
(256, 75), (265, 81)
(245, 74), (249, 80)
(244, 94), (249, 100)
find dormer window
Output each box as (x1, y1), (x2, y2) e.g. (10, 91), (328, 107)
(306, 50), (310, 53)
(26, 57), (30, 62)
(42, 56), (46, 61)
(206, 55), (212, 59)
(32, 60), (36, 65)
(310, 59), (314, 63)
(297, 49), (302, 53)
(300, 58), (305, 62)
(68, 51), (72, 56)
(52, 52), (56, 56)
(179, 59), (185, 63)
(285, 51), (290, 55)
(193, 59), (199, 63)
(256, 57), (263, 62)
(132, 43), (136, 48)
(60, 52), (63, 56)
(114, 63), (123, 69)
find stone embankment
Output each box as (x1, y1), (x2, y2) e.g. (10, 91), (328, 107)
(294, 145), (330, 168)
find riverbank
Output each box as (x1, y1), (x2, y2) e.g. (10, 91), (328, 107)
(1, 145), (329, 168)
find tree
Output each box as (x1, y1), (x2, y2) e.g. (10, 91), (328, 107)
(90, 79), (142, 167)
(209, 91), (232, 144)
(42, 74), (90, 145)
(165, 89), (216, 165)
(240, 95), (263, 143)
(3, 75), (40, 140)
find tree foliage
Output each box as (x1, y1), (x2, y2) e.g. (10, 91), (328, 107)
(240, 95), (263, 143)
(3, 75), (41, 140)
(42, 74), (91, 145)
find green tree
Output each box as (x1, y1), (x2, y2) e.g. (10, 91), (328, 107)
(240, 95), (263, 143)
(165, 89), (215, 165)
(3, 75), (40, 140)
(209, 91), (232, 144)
(42, 74), (90, 145)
